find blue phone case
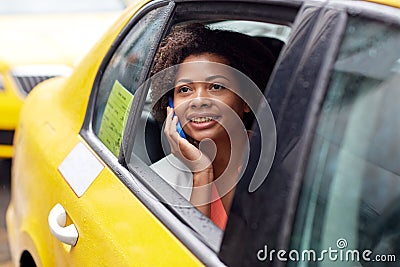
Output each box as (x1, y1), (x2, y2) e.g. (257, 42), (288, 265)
(168, 96), (187, 139)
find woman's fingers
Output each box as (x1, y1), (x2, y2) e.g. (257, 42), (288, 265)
(164, 107), (212, 172)
(164, 107), (173, 134)
(164, 107), (185, 152)
(164, 107), (178, 141)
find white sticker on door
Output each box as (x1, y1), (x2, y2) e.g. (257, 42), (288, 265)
(58, 142), (104, 197)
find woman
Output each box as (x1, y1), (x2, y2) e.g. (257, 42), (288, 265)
(150, 23), (275, 229)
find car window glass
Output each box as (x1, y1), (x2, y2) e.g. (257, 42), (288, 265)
(92, 7), (168, 157)
(289, 16), (400, 266)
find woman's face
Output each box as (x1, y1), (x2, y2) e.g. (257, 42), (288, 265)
(173, 53), (250, 142)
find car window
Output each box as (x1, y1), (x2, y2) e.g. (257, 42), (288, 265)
(92, 6), (169, 157)
(289, 16), (400, 266)
(128, 16), (289, 233)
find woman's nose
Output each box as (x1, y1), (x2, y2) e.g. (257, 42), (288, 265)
(190, 85), (212, 108)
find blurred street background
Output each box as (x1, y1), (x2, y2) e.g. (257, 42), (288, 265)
(0, 1), (130, 266)
(0, 160), (12, 267)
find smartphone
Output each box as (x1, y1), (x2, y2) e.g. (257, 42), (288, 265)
(168, 96), (187, 139)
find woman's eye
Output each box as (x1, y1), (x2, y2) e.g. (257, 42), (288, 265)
(177, 86), (191, 93)
(210, 83), (226, 90)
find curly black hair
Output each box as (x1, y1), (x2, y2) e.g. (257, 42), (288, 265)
(150, 23), (276, 123)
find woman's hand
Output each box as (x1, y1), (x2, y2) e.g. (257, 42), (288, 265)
(164, 107), (213, 173)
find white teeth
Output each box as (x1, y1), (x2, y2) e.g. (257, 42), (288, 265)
(190, 117), (217, 123)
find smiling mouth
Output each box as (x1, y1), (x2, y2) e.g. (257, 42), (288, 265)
(190, 116), (219, 123)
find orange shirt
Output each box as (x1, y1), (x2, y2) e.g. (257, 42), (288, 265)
(210, 183), (228, 230)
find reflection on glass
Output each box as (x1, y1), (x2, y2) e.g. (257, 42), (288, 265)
(290, 16), (400, 267)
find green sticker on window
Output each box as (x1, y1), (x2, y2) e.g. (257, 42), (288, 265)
(98, 80), (133, 157)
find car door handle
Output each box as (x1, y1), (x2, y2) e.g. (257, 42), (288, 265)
(48, 203), (79, 246)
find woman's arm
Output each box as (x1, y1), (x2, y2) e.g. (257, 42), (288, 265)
(190, 167), (213, 217)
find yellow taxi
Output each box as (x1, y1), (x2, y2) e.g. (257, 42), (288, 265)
(6, 0), (400, 266)
(0, 0), (126, 159)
